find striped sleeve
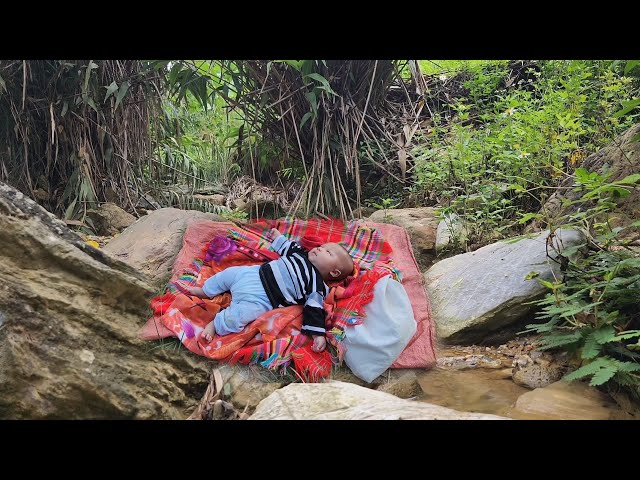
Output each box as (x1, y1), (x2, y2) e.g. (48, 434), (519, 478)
(271, 235), (306, 257)
(301, 289), (327, 337)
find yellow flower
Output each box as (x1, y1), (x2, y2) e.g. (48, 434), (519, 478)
(570, 150), (587, 166)
(86, 240), (100, 249)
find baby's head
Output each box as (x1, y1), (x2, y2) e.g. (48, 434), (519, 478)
(308, 242), (354, 282)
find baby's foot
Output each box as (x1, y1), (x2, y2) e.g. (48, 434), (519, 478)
(202, 321), (216, 342)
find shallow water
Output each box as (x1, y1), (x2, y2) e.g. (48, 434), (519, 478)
(416, 367), (529, 418)
(415, 366), (634, 420)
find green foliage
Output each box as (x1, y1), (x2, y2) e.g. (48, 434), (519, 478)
(418, 60), (502, 76)
(524, 168), (640, 396)
(409, 60), (638, 249)
(612, 60), (640, 119)
(219, 208), (248, 222)
(564, 357), (640, 387)
(0, 60), (160, 219)
(462, 61), (510, 109)
(367, 196), (401, 220)
(142, 61), (245, 214)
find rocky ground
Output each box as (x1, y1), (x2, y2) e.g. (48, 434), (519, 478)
(438, 334), (542, 369)
(80, 230), (638, 420)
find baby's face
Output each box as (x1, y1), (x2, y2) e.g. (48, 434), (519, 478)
(308, 243), (352, 279)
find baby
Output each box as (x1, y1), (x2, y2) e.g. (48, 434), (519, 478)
(184, 228), (354, 352)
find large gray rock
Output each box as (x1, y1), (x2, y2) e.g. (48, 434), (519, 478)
(424, 229), (584, 344)
(435, 213), (468, 253)
(104, 208), (223, 287)
(0, 183), (212, 419)
(249, 381), (508, 420)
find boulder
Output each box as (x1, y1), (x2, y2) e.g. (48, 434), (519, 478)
(103, 208), (223, 287)
(0, 183), (213, 419)
(249, 381), (508, 420)
(424, 229), (584, 344)
(369, 207), (439, 267)
(86, 202), (136, 236)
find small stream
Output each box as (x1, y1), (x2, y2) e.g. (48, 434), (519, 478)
(402, 338), (640, 420)
(416, 367), (529, 418)
(414, 365), (634, 420)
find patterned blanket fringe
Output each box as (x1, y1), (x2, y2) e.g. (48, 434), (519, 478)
(229, 335), (308, 372)
(150, 257), (204, 316)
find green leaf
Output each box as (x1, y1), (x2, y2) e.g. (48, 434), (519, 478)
(115, 81), (130, 111)
(574, 167), (591, 182)
(305, 91), (317, 116)
(103, 81), (119, 102)
(615, 330), (640, 341)
(517, 212), (541, 224)
(300, 60), (313, 76)
(150, 60), (171, 71)
(612, 98), (640, 118)
(624, 60), (640, 75)
(508, 183), (526, 193)
(538, 278), (558, 289)
(592, 325), (617, 344)
(65, 198), (77, 220)
(581, 333), (601, 359)
(304, 73), (335, 95)
(86, 96), (99, 114)
(274, 60), (302, 71)
(0, 73), (5, 92)
(589, 367), (617, 386)
(617, 173), (640, 185)
(169, 62), (182, 86)
(300, 111), (314, 129)
(564, 357), (613, 383)
(83, 61), (98, 94)
(616, 361), (640, 372)
(61, 101), (68, 117)
(525, 271), (540, 280)
(538, 331), (582, 350)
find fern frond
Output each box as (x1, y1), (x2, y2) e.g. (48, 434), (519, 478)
(564, 357), (614, 382)
(616, 361), (640, 373)
(538, 331), (583, 351)
(581, 333), (602, 360)
(614, 372), (638, 386)
(521, 317), (560, 334)
(590, 367), (617, 386)
(615, 330), (640, 341)
(592, 326), (617, 344)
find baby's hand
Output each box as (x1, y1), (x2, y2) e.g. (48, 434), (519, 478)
(269, 228), (282, 240)
(311, 335), (326, 353)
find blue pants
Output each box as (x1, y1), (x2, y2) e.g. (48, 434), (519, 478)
(202, 265), (272, 336)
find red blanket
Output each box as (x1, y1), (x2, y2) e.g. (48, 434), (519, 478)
(141, 219), (436, 372)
